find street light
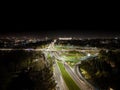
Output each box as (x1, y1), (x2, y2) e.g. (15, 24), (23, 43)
(33, 59), (39, 62)
(87, 53), (91, 56)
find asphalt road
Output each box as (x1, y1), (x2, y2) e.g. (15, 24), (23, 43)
(53, 60), (68, 90)
(47, 40), (95, 90)
(45, 40), (69, 90)
(0, 40), (96, 90)
(64, 62), (93, 90)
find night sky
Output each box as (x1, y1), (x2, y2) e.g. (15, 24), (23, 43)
(0, 24), (120, 38)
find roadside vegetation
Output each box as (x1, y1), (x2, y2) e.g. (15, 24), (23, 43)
(79, 50), (120, 90)
(61, 51), (86, 67)
(0, 50), (56, 90)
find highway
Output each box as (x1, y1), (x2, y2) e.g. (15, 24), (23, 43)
(0, 40), (97, 90)
(44, 40), (69, 90)
(52, 50), (93, 90)
(46, 40), (95, 90)
(64, 63), (93, 90)
(74, 63), (97, 90)
(74, 55), (99, 90)
(0, 48), (100, 53)
(53, 61), (68, 90)
(64, 62), (92, 90)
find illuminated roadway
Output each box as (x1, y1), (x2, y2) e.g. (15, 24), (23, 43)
(64, 62), (91, 89)
(52, 51), (94, 90)
(44, 40), (69, 90)
(0, 40), (98, 90)
(53, 60), (68, 90)
(46, 40), (95, 90)
(0, 48), (100, 52)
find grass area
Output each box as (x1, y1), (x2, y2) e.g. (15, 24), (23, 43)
(55, 45), (80, 50)
(61, 53), (85, 67)
(57, 61), (81, 90)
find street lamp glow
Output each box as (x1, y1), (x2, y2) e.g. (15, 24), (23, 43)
(87, 53), (91, 56)
(33, 59), (39, 62)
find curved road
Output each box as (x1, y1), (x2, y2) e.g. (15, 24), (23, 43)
(47, 40), (95, 90)
(64, 62), (92, 90)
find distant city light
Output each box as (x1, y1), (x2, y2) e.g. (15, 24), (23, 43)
(59, 37), (72, 40)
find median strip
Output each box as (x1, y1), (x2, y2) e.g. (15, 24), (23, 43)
(57, 61), (81, 90)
